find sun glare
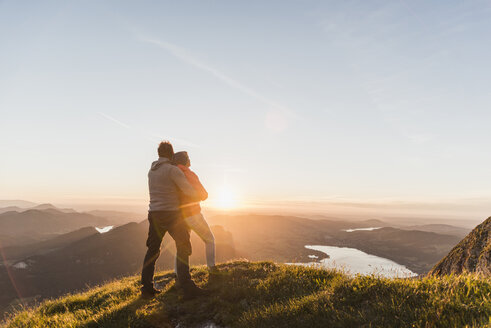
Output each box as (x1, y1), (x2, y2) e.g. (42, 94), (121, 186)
(216, 187), (239, 210)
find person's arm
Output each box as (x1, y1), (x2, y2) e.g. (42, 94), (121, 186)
(184, 169), (208, 201)
(170, 167), (199, 200)
(193, 174), (208, 201)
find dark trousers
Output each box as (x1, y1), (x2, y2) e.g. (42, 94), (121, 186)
(141, 210), (192, 290)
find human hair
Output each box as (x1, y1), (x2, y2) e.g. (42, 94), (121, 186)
(173, 151), (190, 166)
(157, 141), (174, 159)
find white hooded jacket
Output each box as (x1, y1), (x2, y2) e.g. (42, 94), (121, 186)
(148, 157), (197, 212)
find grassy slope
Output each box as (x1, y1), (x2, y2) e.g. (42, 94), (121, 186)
(2, 261), (491, 328)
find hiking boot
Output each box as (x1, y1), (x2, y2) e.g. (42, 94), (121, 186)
(141, 287), (162, 299)
(209, 266), (220, 275)
(208, 266), (221, 283)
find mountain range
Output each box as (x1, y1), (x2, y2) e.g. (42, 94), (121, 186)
(209, 214), (461, 273)
(0, 204), (141, 247)
(0, 201), (484, 317)
(0, 209), (109, 247)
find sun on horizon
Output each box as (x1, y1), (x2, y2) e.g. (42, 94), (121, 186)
(212, 187), (240, 210)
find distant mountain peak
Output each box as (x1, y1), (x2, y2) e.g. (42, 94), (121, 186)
(30, 203), (77, 214)
(32, 203), (57, 210)
(429, 217), (491, 276)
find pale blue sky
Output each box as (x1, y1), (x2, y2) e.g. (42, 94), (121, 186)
(1, 0), (491, 214)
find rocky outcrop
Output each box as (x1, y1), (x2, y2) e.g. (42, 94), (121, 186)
(429, 217), (491, 276)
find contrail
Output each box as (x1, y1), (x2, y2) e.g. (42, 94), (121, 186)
(139, 36), (293, 114)
(98, 112), (131, 129)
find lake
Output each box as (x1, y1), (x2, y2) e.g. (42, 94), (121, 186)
(301, 245), (417, 278)
(96, 226), (114, 233)
(343, 227), (382, 232)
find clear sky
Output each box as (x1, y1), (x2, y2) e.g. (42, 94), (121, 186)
(1, 1), (491, 217)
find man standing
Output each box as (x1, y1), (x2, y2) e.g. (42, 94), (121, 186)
(141, 141), (206, 299)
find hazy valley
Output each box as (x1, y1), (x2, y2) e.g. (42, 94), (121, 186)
(0, 200), (477, 317)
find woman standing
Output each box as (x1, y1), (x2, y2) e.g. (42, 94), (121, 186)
(173, 151), (217, 273)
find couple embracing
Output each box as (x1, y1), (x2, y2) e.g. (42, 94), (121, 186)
(141, 141), (216, 299)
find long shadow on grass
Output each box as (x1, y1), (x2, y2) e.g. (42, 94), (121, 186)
(144, 262), (343, 327)
(78, 262), (340, 328)
(79, 298), (171, 328)
(78, 273), (177, 328)
(78, 262), (275, 327)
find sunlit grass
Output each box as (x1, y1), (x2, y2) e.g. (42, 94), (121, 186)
(2, 261), (490, 328)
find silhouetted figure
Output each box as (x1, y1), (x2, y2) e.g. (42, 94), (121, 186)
(173, 151), (217, 273)
(141, 141), (206, 299)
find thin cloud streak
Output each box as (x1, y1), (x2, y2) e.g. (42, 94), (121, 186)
(98, 112), (131, 130)
(138, 36), (296, 117)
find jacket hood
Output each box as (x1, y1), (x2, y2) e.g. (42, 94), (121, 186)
(151, 157), (171, 171)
